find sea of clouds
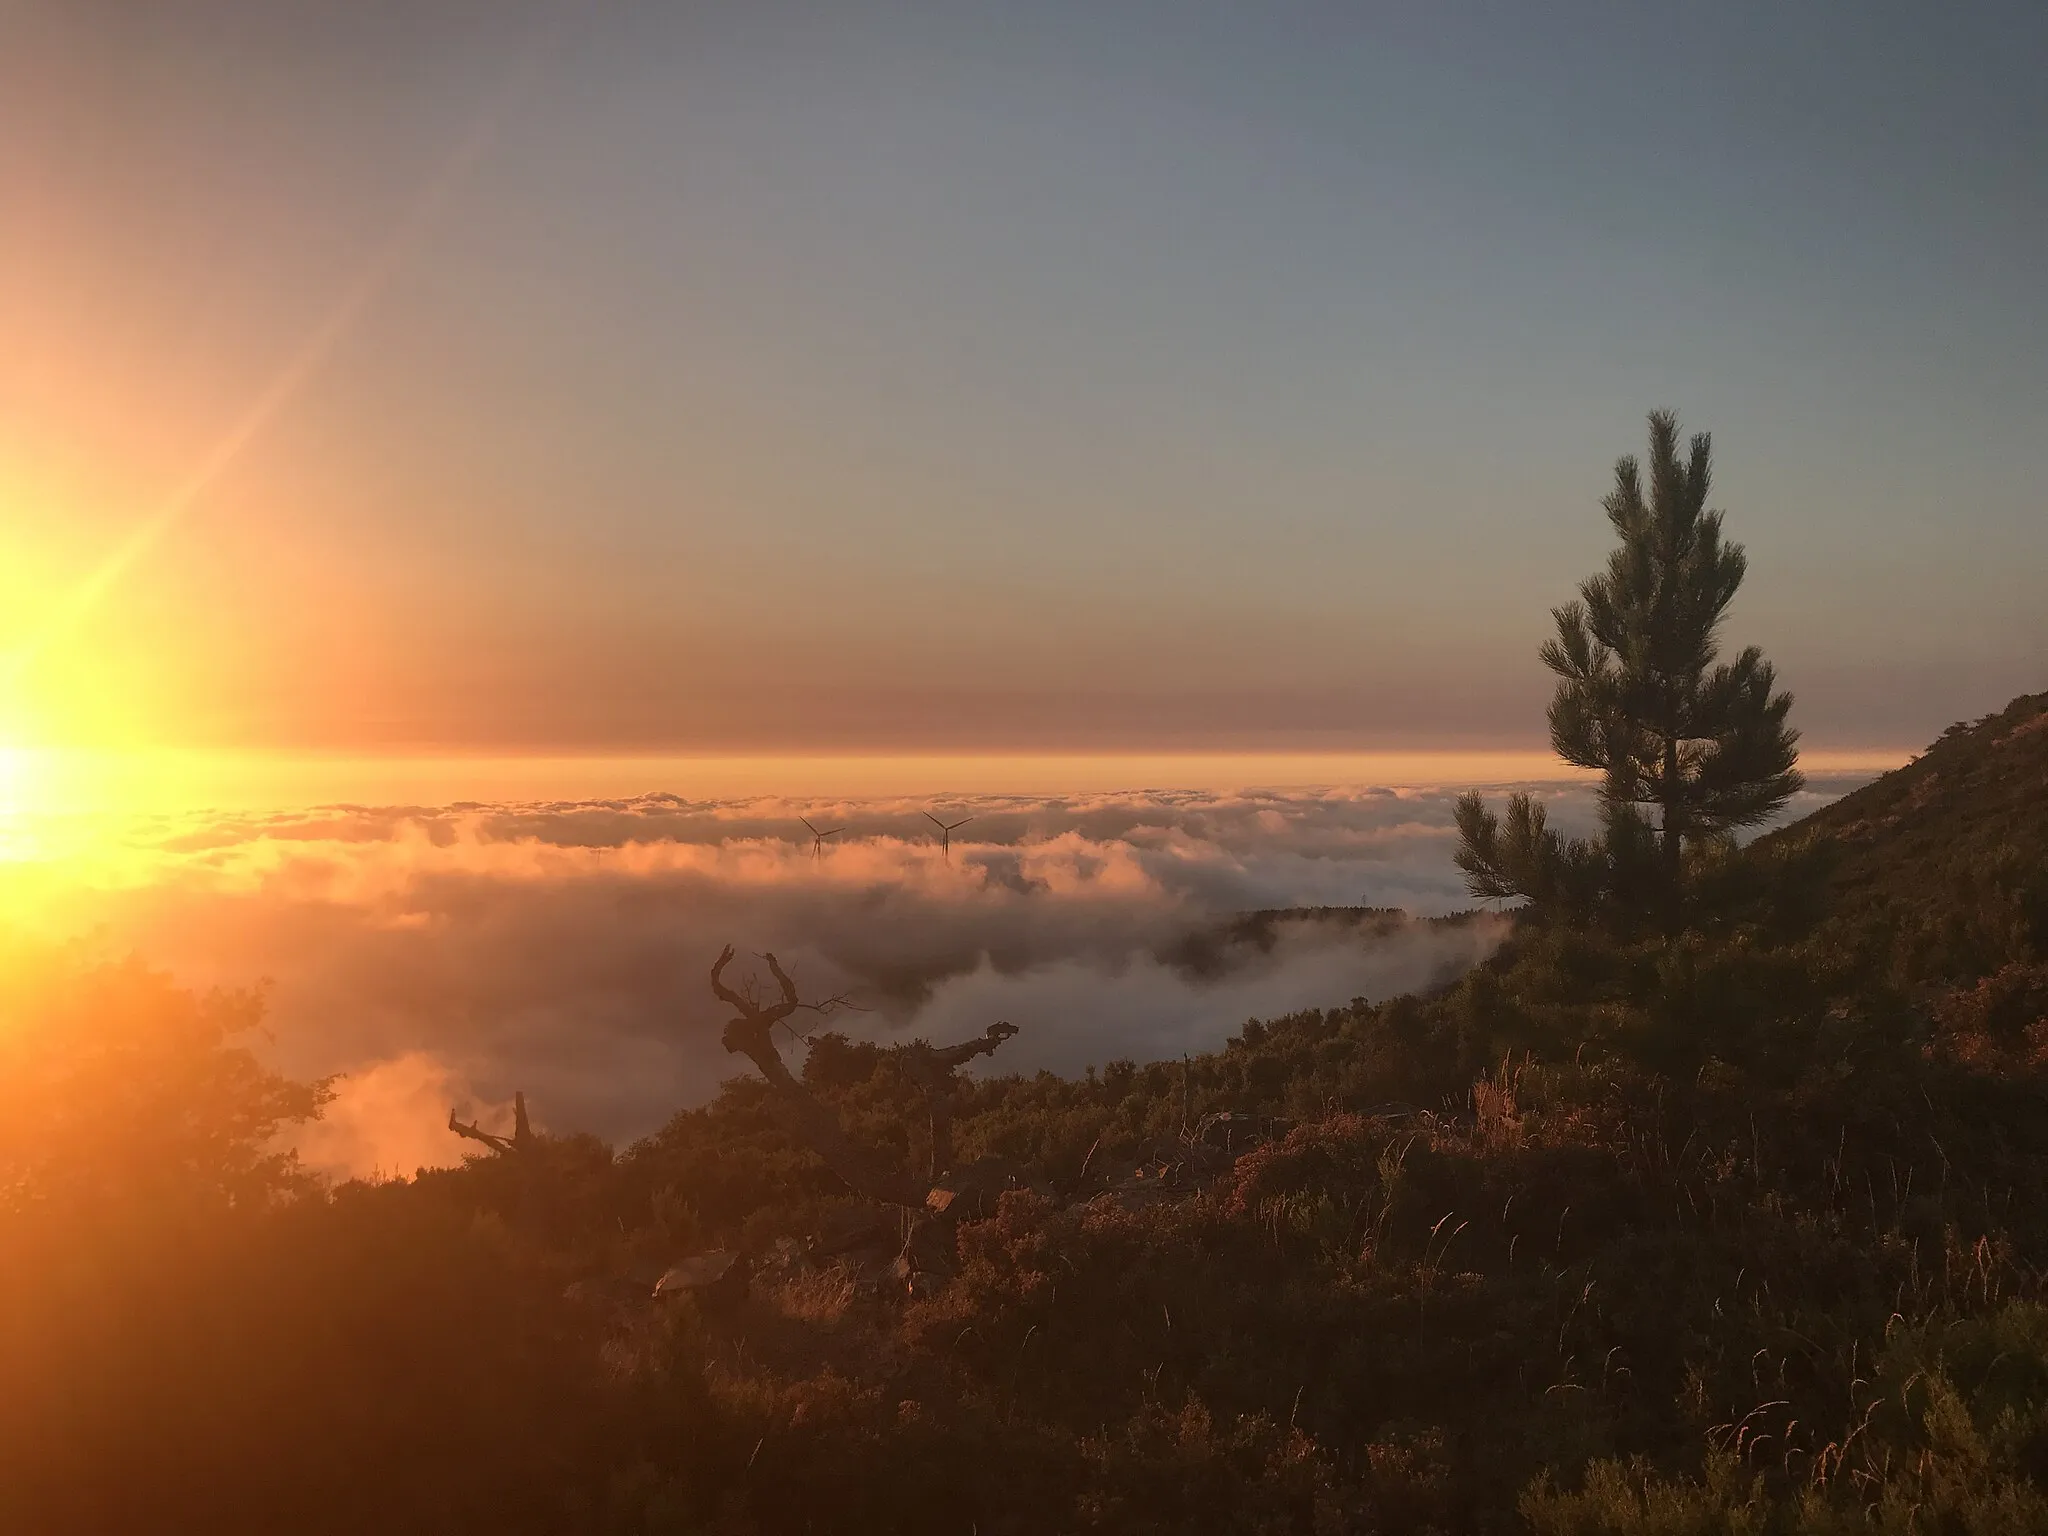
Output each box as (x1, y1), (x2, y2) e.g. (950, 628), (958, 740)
(26, 775), (1870, 1178)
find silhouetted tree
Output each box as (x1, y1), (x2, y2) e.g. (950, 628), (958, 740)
(449, 1092), (535, 1156)
(1459, 411), (1801, 919)
(0, 943), (329, 1216)
(706, 945), (1018, 1206)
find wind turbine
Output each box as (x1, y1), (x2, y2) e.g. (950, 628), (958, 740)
(924, 810), (974, 858)
(800, 815), (845, 860)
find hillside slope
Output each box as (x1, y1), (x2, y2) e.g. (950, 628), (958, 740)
(1754, 689), (2048, 982)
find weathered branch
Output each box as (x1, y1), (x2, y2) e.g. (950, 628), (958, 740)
(762, 951), (802, 1021)
(911, 1021), (1018, 1077)
(448, 1091), (534, 1156)
(705, 947), (1020, 1205)
(709, 945), (751, 1013)
(904, 1023), (1018, 1179)
(711, 947), (921, 1205)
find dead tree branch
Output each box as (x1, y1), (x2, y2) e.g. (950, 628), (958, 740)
(904, 1022), (1018, 1180)
(448, 1091), (534, 1156)
(707, 945), (1019, 1205)
(712, 945), (923, 1206)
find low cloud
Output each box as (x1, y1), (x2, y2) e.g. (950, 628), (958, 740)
(24, 775), (1870, 1178)
(296, 1052), (519, 1183)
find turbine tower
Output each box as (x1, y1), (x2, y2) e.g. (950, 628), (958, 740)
(924, 810), (974, 858)
(800, 815), (845, 860)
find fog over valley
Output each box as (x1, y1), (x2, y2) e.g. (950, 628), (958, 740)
(6, 774), (1871, 1178)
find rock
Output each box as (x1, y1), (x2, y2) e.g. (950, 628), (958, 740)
(655, 1249), (751, 1312)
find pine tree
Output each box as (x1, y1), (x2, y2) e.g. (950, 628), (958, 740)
(1458, 411), (1802, 916)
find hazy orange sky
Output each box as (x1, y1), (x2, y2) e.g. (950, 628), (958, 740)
(3, 1), (2043, 758)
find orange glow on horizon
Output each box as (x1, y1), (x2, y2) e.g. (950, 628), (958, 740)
(0, 744), (1908, 822)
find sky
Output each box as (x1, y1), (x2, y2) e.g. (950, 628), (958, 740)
(3, 0), (2044, 759)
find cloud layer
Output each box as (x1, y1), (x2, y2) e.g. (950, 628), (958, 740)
(18, 775), (1870, 1177)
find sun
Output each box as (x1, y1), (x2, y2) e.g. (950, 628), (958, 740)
(0, 669), (42, 818)
(0, 672), (69, 852)
(0, 637), (155, 827)
(0, 744), (26, 810)
(0, 744), (45, 863)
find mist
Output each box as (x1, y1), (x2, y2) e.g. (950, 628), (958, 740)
(25, 776), (1868, 1177)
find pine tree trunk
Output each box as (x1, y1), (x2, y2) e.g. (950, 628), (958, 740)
(1660, 733), (1684, 928)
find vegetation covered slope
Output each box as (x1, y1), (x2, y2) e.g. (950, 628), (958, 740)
(1757, 690), (2048, 984)
(5, 692), (2048, 1534)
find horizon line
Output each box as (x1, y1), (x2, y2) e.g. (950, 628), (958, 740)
(5, 743), (1909, 819)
